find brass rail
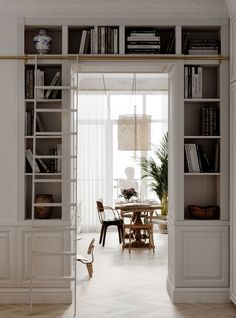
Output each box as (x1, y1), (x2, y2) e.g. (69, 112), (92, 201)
(0, 54), (229, 61)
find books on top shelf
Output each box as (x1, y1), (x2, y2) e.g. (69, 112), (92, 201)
(185, 142), (220, 173)
(184, 66), (202, 99)
(188, 39), (220, 55)
(182, 36), (220, 55)
(126, 29), (160, 54)
(200, 106), (219, 136)
(79, 26), (119, 54)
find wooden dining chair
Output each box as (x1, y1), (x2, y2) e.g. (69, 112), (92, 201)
(77, 238), (95, 278)
(96, 200), (123, 246)
(122, 210), (155, 253)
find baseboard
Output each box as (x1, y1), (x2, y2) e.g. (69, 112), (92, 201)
(167, 277), (230, 303)
(230, 293), (236, 305)
(0, 288), (72, 304)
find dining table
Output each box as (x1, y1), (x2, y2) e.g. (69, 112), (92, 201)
(115, 202), (161, 248)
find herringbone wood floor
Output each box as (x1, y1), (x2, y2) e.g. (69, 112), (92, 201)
(0, 232), (235, 318)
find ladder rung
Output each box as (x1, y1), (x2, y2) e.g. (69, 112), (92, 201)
(31, 276), (75, 281)
(35, 109), (77, 113)
(32, 251), (76, 256)
(35, 86), (77, 90)
(34, 155), (77, 159)
(33, 203), (76, 207)
(30, 227), (76, 232)
(35, 132), (62, 136)
(34, 132), (76, 136)
(36, 99), (62, 103)
(34, 179), (76, 183)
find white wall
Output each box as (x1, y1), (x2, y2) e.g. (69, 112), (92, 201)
(0, 0), (229, 19)
(0, 17), (19, 221)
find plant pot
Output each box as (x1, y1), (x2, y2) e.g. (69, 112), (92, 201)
(35, 194), (53, 219)
(156, 214), (168, 234)
(161, 192), (168, 216)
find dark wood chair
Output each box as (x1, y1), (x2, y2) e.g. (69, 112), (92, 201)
(96, 200), (123, 246)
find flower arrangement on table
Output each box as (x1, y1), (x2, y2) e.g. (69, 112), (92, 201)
(119, 188), (138, 202)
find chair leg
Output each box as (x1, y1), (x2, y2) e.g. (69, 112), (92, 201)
(102, 225), (107, 247)
(129, 230), (131, 254)
(122, 226), (126, 250)
(86, 263), (93, 278)
(118, 225), (122, 244)
(99, 224), (104, 244)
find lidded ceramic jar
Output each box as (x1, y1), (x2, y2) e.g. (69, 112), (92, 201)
(33, 29), (52, 54)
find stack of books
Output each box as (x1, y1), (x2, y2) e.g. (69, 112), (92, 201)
(126, 30), (160, 54)
(188, 39), (219, 55)
(184, 66), (202, 99)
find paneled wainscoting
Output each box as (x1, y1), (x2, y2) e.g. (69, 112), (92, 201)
(0, 232), (235, 318)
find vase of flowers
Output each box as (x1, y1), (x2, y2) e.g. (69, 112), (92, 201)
(119, 188), (138, 202)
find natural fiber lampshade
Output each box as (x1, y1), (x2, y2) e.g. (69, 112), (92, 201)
(118, 114), (151, 150)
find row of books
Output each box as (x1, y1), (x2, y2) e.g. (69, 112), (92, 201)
(200, 106), (219, 136)
(25, 69), (61, 100)
(185, 143), (220, 173)
(25, 145), (62, 173)
(184, 66), (202, 99)
(79, 27), (119, 54)
(126, 30), (160, 54)
(25, 112), (45, 136)
(182, 33), (220, 55)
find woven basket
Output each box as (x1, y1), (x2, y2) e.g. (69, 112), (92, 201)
(188, 205), (219, 219)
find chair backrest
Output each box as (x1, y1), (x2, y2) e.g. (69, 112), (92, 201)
(96, 200), (104, 223)
(87, 238), (95, 263)
(96, 200), (104, 212)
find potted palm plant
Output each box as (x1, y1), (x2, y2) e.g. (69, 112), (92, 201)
(139, 132), (168, 232)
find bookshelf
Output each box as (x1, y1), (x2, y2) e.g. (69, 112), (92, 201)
(183, 61), (227, 220)
(20, 20), (229, 305)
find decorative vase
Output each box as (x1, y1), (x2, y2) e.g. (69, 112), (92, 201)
(33, 29), (52, 54)
(35, 194), (53, 219)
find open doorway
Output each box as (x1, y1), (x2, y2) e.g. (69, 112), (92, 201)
(74, 71), (170, 316)
(76, 73), (168, 232)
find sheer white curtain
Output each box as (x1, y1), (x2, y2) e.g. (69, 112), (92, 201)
(77, 94), (113, 232)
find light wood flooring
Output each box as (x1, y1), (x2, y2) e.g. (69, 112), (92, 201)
(0, 231), (236, 318)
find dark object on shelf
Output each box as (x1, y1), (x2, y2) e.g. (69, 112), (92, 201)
(188, 205), (219, 219)
(35, 194), (53, 219)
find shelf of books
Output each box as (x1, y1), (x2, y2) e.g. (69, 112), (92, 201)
(24, 59), (78, 223)
(24, 63), (63, 220)
(182, 26), (221, 55)
(183, 62), (223, 220)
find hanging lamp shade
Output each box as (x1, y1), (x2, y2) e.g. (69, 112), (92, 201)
(118, 114), (151, 150)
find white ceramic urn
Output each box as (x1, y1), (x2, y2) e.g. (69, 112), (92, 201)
(33, 29), (52, 54)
